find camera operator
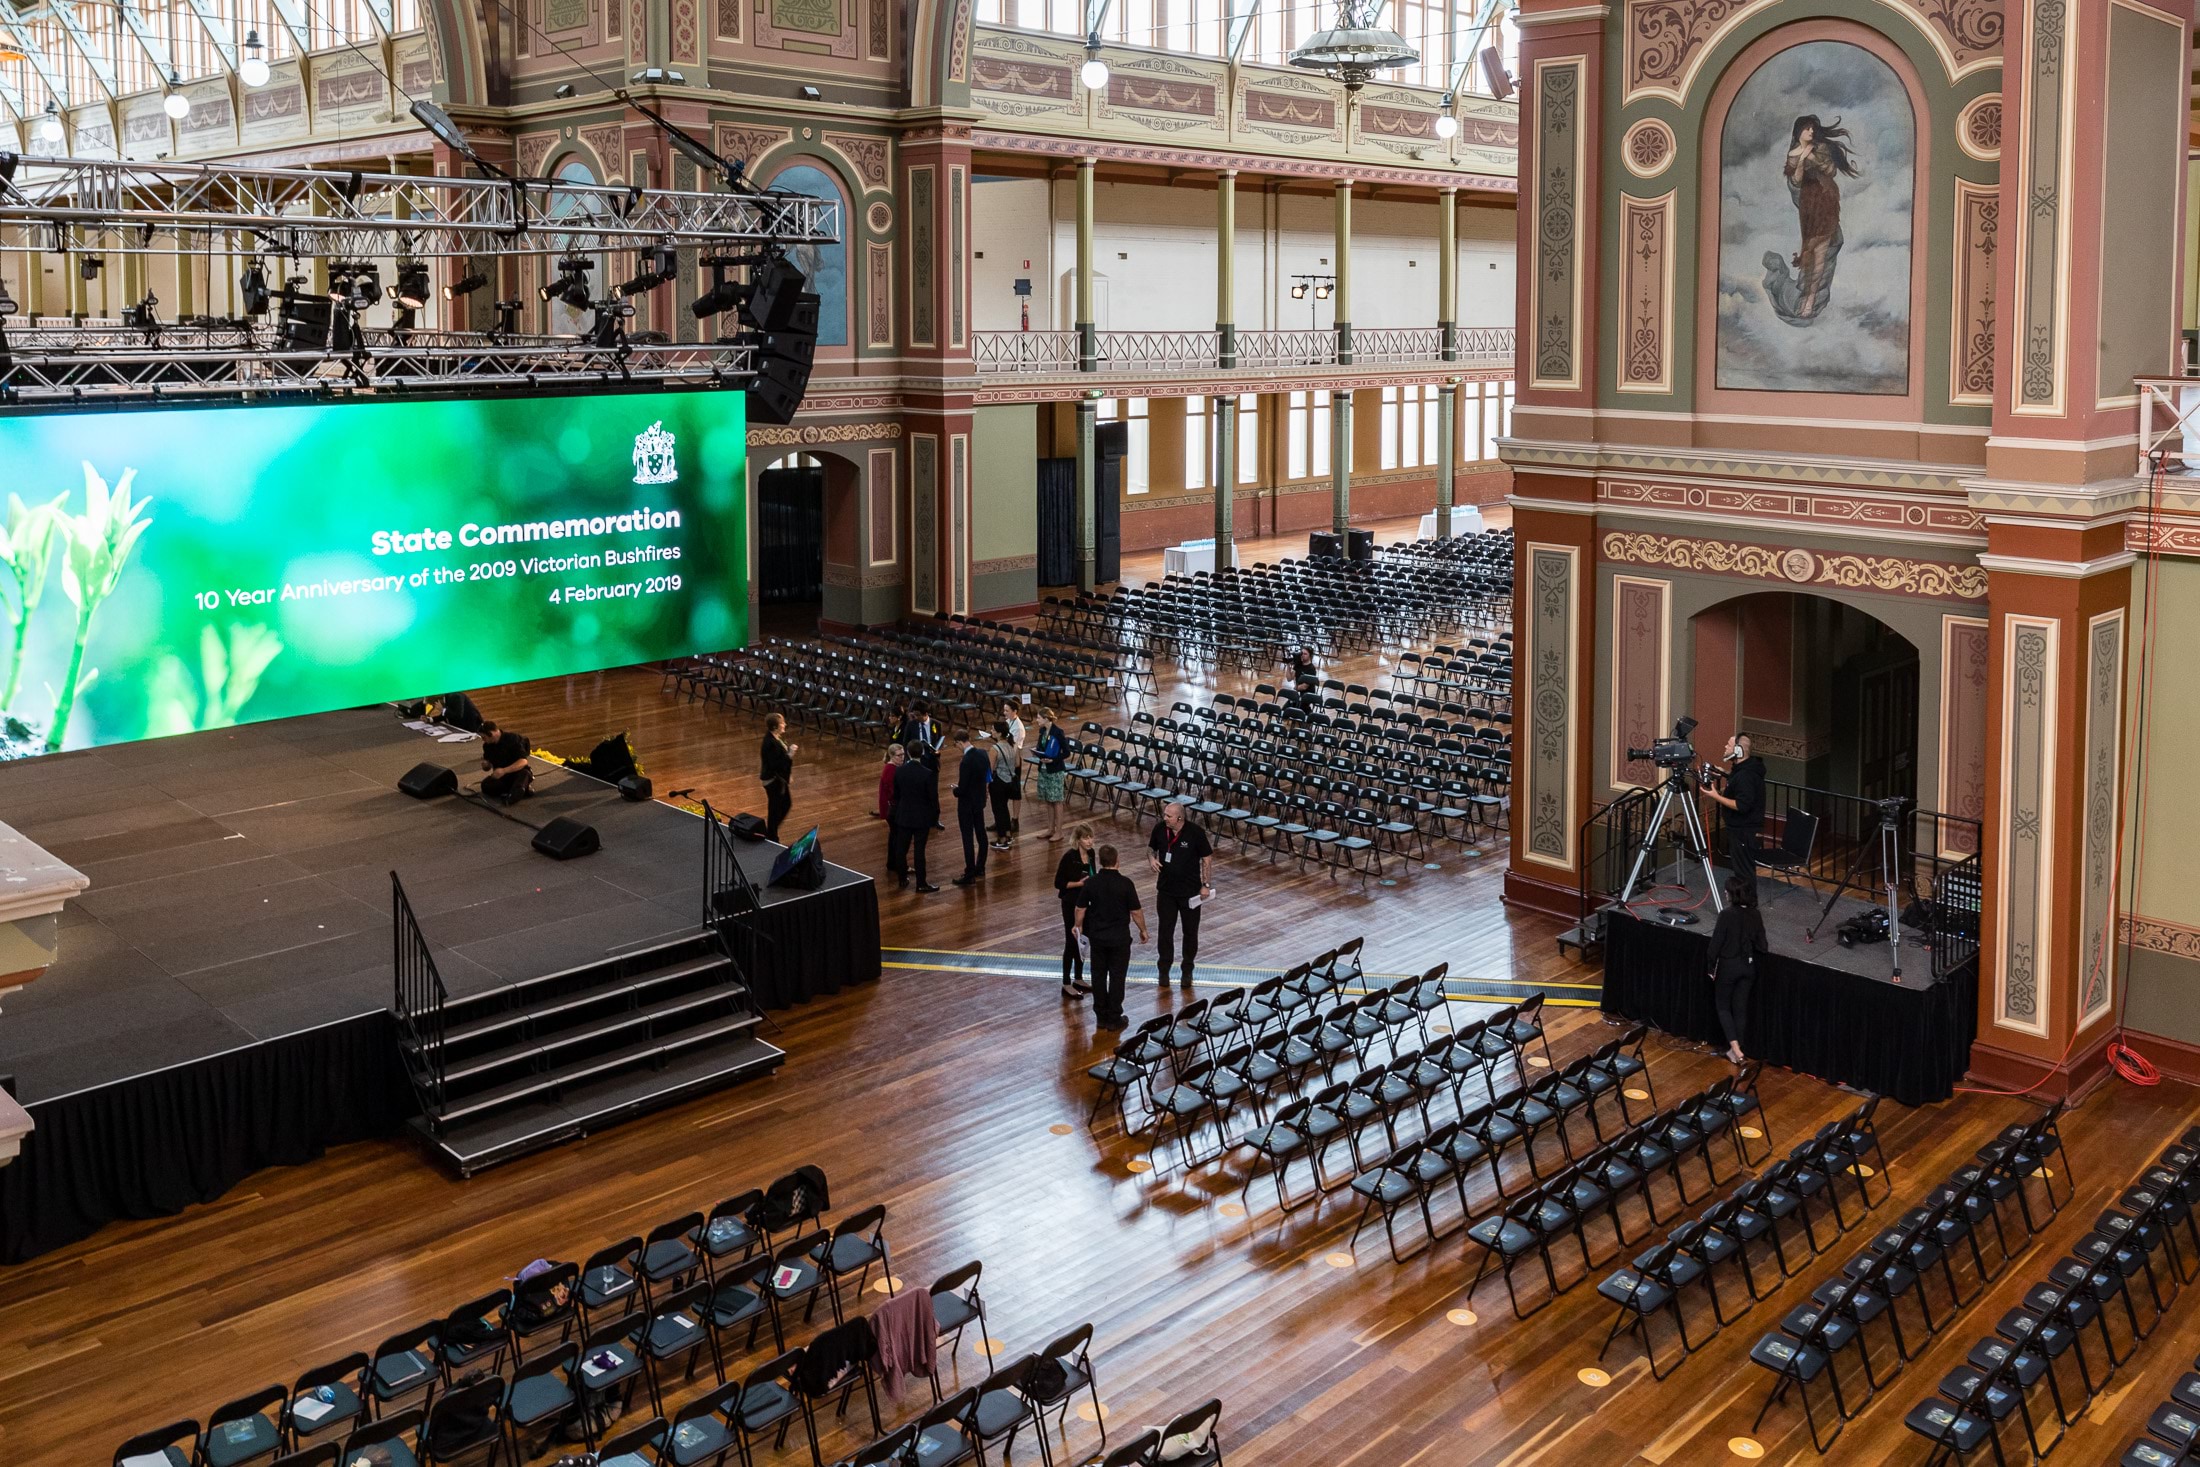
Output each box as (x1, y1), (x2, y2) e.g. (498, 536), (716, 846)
(1701, 731), (1766, 896)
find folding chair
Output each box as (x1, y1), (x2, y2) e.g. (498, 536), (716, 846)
(1153, 1399), (1222, 1466)
(417, 1379), (507, 1467)
(1025, 1323), (1107, 1459)
(911, 1388), (980, 1467)
(1597, 1239), (1697, 1380)
(365, 1323), (441, 1417)
(815, 1204), (894, 1307)
(708, 1253), (785, 1358)
(969, 1356), (1048, 1467)
(928, 1262), (995, 1396)
(284, 1356), (368, 1452)
(198, 1388), (286, 1467)
(501, 1343), (584, 1458)
(731, 1351), (823, 1467)
(643, 1281), (725, 1414)
(663, 1383), (743, 1467)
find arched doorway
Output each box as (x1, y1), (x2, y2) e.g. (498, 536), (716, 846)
(1689, 590), (1919, 805)
(754, 450), (863, 634)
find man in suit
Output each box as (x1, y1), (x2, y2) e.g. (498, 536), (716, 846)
(951, 730), (993, 886)
(899, 702), (940, 766)
(888, 744), (941, 893)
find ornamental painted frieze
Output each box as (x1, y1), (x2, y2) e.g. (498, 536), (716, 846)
(1626, 0), (2004, 100)
(1599, 531), (1988, 599)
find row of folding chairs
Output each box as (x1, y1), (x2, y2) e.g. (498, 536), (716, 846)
(924, 610), (1146, 693)
(1749, 1101), (2072, 1455)
(1599, 1084), (1900, 1381)
(863, 624), (1113, 706)
(665, 647), (990, 746)
(1916, 1116), (2200, 1466)
(1462, 1075), (1774, 1317)
(109, 1172), (911, 1466)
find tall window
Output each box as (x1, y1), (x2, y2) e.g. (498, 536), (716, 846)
(1380, 385), (1444, 470)
(1096, 397), (1151, 495)
(1185, 397), (1209, 490)
(1456, 379), (1514, 462)
(1186, 394), (1262, 487)
(1237, 393), (1259, 485)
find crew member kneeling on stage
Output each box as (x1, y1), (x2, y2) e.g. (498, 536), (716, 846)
(1703, 730), (1766, 895)
(477, 720), (534, 803)
(1705, 878), (1767, 1065)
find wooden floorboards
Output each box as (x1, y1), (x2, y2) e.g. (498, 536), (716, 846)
(4, 513), (2198, 1467)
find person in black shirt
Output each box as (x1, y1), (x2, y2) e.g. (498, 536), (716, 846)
(1147, 802), (1214, 988)
(1053, 825), (1101, 998)
(476, 720), (533, 802)
(1704, 730), (1766, 898)
(888, 746), (941, 893)
(950, 731), (993, 886)
(759, 713), (798, 841)
(1704, 879), (1768, 1064)
(1073, 844), (1148, 1028)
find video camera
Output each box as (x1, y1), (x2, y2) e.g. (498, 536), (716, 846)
(1627, 715), (1700, 772)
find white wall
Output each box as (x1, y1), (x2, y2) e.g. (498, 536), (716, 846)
(969, 177), (1518, 334)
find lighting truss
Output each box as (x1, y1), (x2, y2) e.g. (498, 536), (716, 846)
(0, 153), (838, 258)
(0, 320), (757, 403)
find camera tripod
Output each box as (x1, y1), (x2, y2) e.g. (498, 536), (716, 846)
(1616, 763), (1725, 919)
(1807, 797), (1909, 980)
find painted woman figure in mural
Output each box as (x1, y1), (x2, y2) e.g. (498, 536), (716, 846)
(1760, 113), (1859, 326)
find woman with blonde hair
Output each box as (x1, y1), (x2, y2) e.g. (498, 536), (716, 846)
(1032, 706), (1071, 840)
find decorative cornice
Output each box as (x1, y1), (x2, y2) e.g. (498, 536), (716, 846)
(1505, 438), (1972, 495)
(969, 128), (1516, 192)
(974, 554), (1039, 575)
(2122, 913), (2200, 962)
(1600, 477), (1986, 541)
(748, 421), (906, 446)
(1974, 551), (2138, 580)
(1600, 530), (1989, 600)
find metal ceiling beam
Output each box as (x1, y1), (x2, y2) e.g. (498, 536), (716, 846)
(175, 0), (241, 74)
(1225, 0), (1259, 61)
(262, 0), (314, 55)
(115, 3), (183, 87)
(41, 3), (121, 99)
(0, 16), (74, 109)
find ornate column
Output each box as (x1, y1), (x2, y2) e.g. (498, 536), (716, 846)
(1075, 158), (1097, 373)
(1436, 186), (1458, 538)
(1502, 0), (1607, 917)
(1331, 180), (1353, 534)
(899, 119), (978, 619)
(1965, 0), (2192, 1092)
(1215, 170), (1238, 559)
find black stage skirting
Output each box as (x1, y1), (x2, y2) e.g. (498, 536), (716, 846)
(0, 707), (881, 1263)
(1601, 910), (1978, 1106)
(0, 1015), (411, 1263)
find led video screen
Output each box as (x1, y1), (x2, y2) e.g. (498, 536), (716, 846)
(0, 390), (748, 755)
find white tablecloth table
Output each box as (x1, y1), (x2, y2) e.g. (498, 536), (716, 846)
(1418, 507), (1485, 539)
(1162, 540), (1241, 576)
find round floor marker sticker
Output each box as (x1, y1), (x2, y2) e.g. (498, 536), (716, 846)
(1623, 1088), (1650, 1101)
(1325, 1252), (1355, 1268)
(1848, 1163), (1876, 1178)
(1219, 1202), (1246, 1218)
(869, 1276), (903, 1294)
(982, 1337), (1007, 1353)
(1049, 1123), (1074, 1136)
(1126, 1158), (1153, 1174)
(2033, 1167), (2055, 1180)
(1526, 1054), (1552, 1068)
(1077, 1403), (1109, 1423)
(1447, 1308), (1478, 1326)
(1739, 1125), (1763, 1140)
(1577, 1367), (1610, 1388)
(1729, 1438), (1765, 1459)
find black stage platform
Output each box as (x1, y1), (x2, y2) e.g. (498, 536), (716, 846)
(0, 706), (880, 1261)
(1600, 880), (1977, 1107)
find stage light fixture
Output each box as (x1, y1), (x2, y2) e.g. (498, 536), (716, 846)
(493, 299), (521, 336)
(590, 299), (633, 347)
(121, 291), (160, 333)
(444, 271), (488, 300)
(163, 70), (191, 120)
(79, 256), (102, 281)
(539, 257), (593, 310)
(1290, 282), (1307, 300)
(239, 30), (270, 87)
(328, 260), (381, 308)
(553, 83), (577, 98)
(38, 102), (63, 145)
(691, 256), (742, 319)
(239, 263), (270, 315)
(393, 260), (431, 310)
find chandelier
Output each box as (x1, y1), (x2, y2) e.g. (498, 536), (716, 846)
(1287, 0), (1418, 92)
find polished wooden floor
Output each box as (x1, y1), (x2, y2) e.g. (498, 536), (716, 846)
(5, 514), (2197, 1467)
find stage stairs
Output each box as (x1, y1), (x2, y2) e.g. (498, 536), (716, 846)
(391, 878), (783, 1175)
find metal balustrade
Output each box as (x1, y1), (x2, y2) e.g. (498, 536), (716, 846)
(2138, 377), (2200, 477)
(971, 325), (1514, 376)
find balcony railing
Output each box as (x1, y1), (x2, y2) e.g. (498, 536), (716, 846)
(2139, 377), (2200, 476)
(971, 326), (1514, 376)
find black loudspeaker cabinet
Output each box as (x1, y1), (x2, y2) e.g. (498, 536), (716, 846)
(532, 817), (601, 860)
(727, 812), (769, 840)
(1094, 420), (1127, 585)
(618, 774), (653, 802)
(747, 297), (820, 426)
(1308, 531), (1342, 560)
(398, 762), (458, 799)
(1345, 528), (1375, 562)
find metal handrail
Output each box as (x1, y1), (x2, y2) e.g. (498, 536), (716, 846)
(1093, 329), (1223, 371)
(973, 330), (1079, 373)
(968, 325), (1517, 375)
(700, 800), (762, 925)
(1236, 329), (1339, 369)
(2137, 377), (2200, 472)
(390, 871), (448, 1115)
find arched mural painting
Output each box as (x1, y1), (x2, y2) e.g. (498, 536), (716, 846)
(1715, 39), (1916, 395)
(767, 164), (852, 348)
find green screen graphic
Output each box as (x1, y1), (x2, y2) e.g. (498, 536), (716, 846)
(0, 390), (748, 755)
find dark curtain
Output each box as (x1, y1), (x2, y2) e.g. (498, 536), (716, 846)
(735, 876), (883, 1010)
(757, 467), (825, 603)
(0, 1013), (412, 1264)
(1037, 457), (1076, 587)
(1601, 911), (1978, 1106)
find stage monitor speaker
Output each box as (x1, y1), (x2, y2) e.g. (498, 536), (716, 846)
(399, 762), (458, 799)
(768, 826), (828, 890)
(1308, 531), (1342, 560)
(618, 774), (653, 802)
(532, 817), (601, 860)
(727, 811), (768, 840)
